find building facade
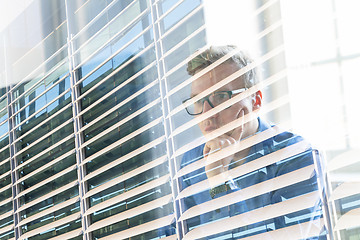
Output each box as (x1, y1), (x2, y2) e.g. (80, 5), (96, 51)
(0, 0), (359, 239)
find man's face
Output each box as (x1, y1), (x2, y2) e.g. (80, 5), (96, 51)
(191, 63), (260, 140)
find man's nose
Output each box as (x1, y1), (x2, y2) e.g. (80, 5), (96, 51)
(202, 100), (213, 113)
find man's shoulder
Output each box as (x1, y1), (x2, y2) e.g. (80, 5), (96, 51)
(258, 118), (311, 152)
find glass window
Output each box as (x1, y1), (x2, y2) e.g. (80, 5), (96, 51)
(0, 201), (12, 216)
(20, 186), (79, 220)
(157, 0), (180, 16)
(160, 0), (201, 34)
(0, 158), (10, 175)
(0, 107), (8, 124)
(162, 9), (205, 53)
(92, 201), (173, 239)
(19, 169), (78, 207)
(0, 134), (9, 150)
(85, 121), (164, 158)
(13, 77), (70, 126)
(27, 218), (82, 240)
(16, 122), (74, 165)
(74, 0), (149, 66)
(86, 141), (166, 177)
(0, 187), (12, 203)
(18, 153), (76, 191)
(0, 229), (14, 240)
(2, 0), (359, 239)
(164, 29), (206, 72)
(21, 202), (80, 234)
(0, 214), (13, 228)
(87, 142), (167, 191)
(0, 174), (11, 189)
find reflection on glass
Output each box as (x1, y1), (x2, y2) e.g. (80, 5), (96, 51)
(160, 0), (201, 33)
(0, 230), (14, 240)
(18, 139), (75, 179)
(13, 76), (71, 127)
(21, 202), (80, 234)
(0, 201), (13, 216)
(27, 218), (82, 240)
(162, 9), (205, 53)
(74, 0), (148, 66)
(0, 214), (13, 230)
(16, 122), (74, 164)
(20, 186), (79, 220)
(0, 159), (10, 176)
(0, 188), (12, 203)
(164, 29), (207, 72)
(18, 153), (76, 191)
(176, 46), (329, 239)
(19, 169), (78, 206)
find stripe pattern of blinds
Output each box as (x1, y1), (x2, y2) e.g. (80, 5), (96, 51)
(0, 0), (334, 240)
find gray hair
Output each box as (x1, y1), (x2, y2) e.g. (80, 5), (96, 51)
(187, 45), (258, 89)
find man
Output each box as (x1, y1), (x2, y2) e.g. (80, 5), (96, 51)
(183, 45), (262, 189)
(179, 46), (324, 238)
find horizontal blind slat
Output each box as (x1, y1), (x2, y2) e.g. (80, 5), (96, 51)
(19, 213), (81, 240)
(182, 191), (320, 239)
(0, 197), (12, 208)
(12, 89), (71, 128)
(16, 180), (78, 213)
(14, 118), (73, 157)
(175, 124), (308, 181)
(241, 218), (324, 240)
(15, 134), (74, 171)
(84, 155), (167, 199)
(80, 81), (159, 133)
(177, 141), (310, 200)
(330, 182), (360, 201)
(179, 165), (315, 221)
(82, 136), (165, 179)
(81, 98), (161, 148)
(15, 149), (75, 184)
(82, 119), (163, 164)
(0, 171), (10, 183)
(0, 224), (13, 235)
(12, 103), (72, 145)
(77, 61), (156, 119)
(18, 197), (80, 227)
(0, 184), (11, 194)
(86, 194), (172, 233)
(334, 207), (360, 231)
(0, 212), (13, 221)
(15, 165), (77, 200)
(85, 174), (170, 216)
(100, 214), (174, 240)
(46, 228), (82, 240)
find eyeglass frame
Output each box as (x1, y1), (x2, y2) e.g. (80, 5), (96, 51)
(182, 88), (247, 116)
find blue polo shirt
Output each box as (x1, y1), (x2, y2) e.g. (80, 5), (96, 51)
(179, 118), (321, 238)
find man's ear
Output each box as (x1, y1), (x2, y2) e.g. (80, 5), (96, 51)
(252, 90), (262, 110)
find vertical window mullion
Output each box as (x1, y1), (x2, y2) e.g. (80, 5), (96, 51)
(64, 0), (91, 239)
(149, 0), (181, 239)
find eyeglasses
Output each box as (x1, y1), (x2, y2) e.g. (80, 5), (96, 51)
(182, 88), (247, 116)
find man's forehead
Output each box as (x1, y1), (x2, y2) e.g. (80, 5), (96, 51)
(196, 62), (239, 78)
(190, 63), (245, 95)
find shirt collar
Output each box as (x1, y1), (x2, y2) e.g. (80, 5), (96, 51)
(247, 118), (274, 159)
